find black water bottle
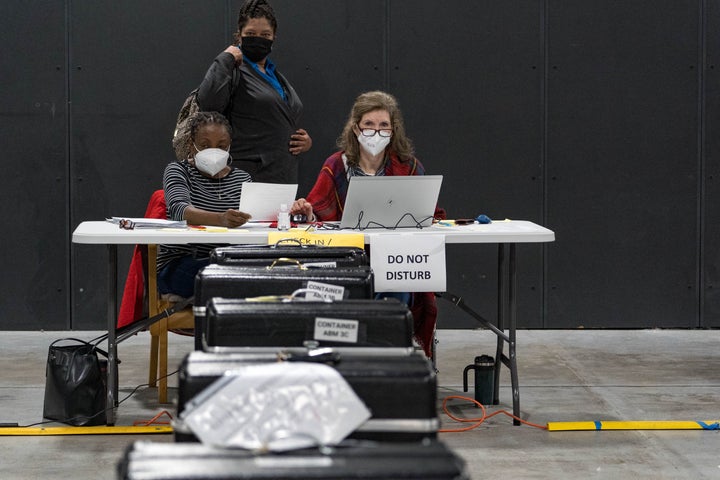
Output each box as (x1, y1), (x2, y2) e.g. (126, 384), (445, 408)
(462, 355), (495, 406)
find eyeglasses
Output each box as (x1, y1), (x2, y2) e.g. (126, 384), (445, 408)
(118, 219), (135, 230)
(357, 127), (393, 138)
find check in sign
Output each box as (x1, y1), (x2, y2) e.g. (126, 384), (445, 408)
(267, 231), (365, 249)
(370, 234), (446, 292)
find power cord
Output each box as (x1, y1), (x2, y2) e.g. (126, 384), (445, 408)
(439, 395), (547, 432)
(133, 410), (174, 426)
(350, 211), (435, 230)
(17, 369), (180, 428)
(301, 211), (436, 231)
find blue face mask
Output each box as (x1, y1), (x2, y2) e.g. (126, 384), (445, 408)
(240, 36), (273, 62)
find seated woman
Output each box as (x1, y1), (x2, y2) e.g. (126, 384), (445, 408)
(291, 90), (445, 357)
(157, 111), (252, 298)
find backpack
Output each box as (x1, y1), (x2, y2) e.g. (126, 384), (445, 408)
(172, 68), (239, 161)
(172, 88), (200, 161)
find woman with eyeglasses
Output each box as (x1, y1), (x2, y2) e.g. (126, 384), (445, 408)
(291, 90), (443, 222)
(196, 0), (311, 184)
(291, 90), (445, 357)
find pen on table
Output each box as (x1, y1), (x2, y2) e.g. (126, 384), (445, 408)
(189, 225), (230, 232)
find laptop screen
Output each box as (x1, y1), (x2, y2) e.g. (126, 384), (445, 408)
(339, 175), (443, 229)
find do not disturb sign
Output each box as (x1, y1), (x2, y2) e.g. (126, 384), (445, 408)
(369, 233), (446, 292)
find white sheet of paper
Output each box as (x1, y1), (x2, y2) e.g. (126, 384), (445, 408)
(238, 182), (298, 222)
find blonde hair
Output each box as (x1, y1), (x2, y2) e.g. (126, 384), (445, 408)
(337, 91), (414, 168)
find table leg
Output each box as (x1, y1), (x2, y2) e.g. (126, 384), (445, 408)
(495, 243), (521, 425)
(508, 243), (520, 425)
(493, 244), (505, 405)
(106, 244), (118, 426)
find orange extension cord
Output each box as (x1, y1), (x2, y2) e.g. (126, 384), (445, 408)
(439, 395), (547, 432)
(132, 398), (548, 432)
(133, 410), (174, 426)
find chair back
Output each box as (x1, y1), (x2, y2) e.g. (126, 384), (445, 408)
(118, 190), (167, 328)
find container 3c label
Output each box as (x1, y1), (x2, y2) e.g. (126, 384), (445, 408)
(314, 317), (359, 343)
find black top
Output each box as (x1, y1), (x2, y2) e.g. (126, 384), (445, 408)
(197, 52), (304, 184)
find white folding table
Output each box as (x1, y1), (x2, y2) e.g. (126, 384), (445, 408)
(72, 220), (555, 425)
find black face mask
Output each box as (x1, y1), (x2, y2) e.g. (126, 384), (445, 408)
(240, 36), (273, 63)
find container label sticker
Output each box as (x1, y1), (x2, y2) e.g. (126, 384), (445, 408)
(314, 317), (359, 343)
(305, 281), (345, 300)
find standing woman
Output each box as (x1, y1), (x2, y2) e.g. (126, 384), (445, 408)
(197, 0), (312, 184)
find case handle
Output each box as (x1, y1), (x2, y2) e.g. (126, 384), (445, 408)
(273, 238), (304, 247)
(289, 288), (333, 302)
(266, 257), (308, 270)
(279, 347), (341, 365)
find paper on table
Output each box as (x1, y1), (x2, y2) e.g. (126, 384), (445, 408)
(239, 182), (298, 222)
(240, 222), (272, 228)
(107, 217), (187, 228)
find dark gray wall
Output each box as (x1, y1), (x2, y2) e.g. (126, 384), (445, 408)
(0, 0), (717, 330)
(546, 1), (701, 327)
(703, 0), (720, 326)
(1, 1), (69, 329)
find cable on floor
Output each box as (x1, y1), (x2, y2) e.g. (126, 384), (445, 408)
(439, 395), (547, 432)
(17, 370), (180, 429)
(133, 410), (174, 426)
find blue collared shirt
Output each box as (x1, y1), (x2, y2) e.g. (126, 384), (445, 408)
(244, 57), (287, 101)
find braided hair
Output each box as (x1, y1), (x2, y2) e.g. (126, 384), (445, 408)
(188, 111), (232, 143)
(234, 0), (277, 42)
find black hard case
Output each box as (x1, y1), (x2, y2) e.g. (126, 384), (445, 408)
(193, 263), (374, 349)
(118, 440), (469, 480)
(203, 298), (413, 349)
(194, 264), (374, 305)
(176, 350), (438, 442)
(210, 244), (369, 267)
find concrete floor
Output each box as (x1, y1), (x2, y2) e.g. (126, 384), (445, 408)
(1, 328), (719, 479)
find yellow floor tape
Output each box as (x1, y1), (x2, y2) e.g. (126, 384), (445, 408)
(0, 425), (173, 435)
(547, 420), (720, 431)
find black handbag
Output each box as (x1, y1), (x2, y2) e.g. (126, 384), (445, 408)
(43, 338), (108, 426)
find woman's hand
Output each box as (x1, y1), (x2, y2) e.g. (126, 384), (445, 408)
(289, 129), (312, 155)
(291, 198), (315, 222)
(223, 45), (243, 65)
(219, 209), (251, 228)
(184, 206), (250, 228)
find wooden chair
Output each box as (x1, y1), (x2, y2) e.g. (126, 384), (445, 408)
(118, 189), (194, 404)
(145, 244), (194, 404)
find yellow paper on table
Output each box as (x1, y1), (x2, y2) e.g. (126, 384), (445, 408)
(267, 230), (365, 249)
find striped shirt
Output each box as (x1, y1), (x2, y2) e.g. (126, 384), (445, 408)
(157, 161), (252, 270)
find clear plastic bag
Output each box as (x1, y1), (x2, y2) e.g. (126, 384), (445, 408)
(180, 362), (371, 451)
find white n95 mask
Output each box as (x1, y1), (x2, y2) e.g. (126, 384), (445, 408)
(357, 132), (391, 157)
(194, 146), (230, 176)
